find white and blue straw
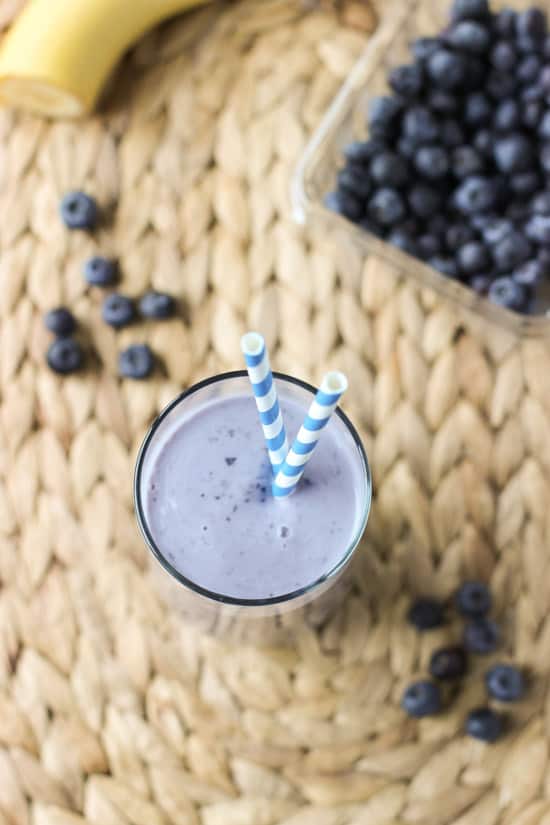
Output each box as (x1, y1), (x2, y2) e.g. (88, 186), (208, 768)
(241, 332), (289, 473)
(272, 371), (348, 498)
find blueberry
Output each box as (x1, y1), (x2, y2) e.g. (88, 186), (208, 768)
(466, 707), (504, 742)
(482, 218), (513, 246)
(411, 37), (440, 61)
(494, 8), (517, 37)
(429, 256), (458, 278)
(539, 111), (550, 140)
(368, 96), (402, 138)
(427, 91), (459, 114)
(139, 291), (175, 320)
(446, 223), (475, 250)
(119, 344), (155, 380)
(60, 191), (98, 230)
(344, 139), (385, 164)
(44, 307), (76, 337)
(516, 8), (546, 40)
(490, 41), (517, 71)
(517, 54), (541, 85)
(408, 184), (441, 218)
(510, 172), (540, 197)
(402, 106), (440, 144)
(458, 241), (489, 274)
(544, 34), (550, 59)
(538, 248), (550, 274)
(531, 190), (550, 215)
(493, 234), (532, 272)
(540, 64), (550, 95)
(516, 34), (544, 54)
(337, 168), (371, 199)
(505, 202), (531, 222)
(487, 71), (517, 100)
(368, 188), (405, 226)
(493, 99), (520, 132)
(486, 664), (525, 702)
(429, 646), (468, 681)
(324, 190), (363, 221)
(464, 92), (493, 127)
(452, 146), (484, 178)
(526, 214), (550, 245)
(473, 129), (494, 158)
(397, 136), (416, 159)
(370, 152), (409, 187)
(447, 21), (491, 53)
(47, 338), (84, 374)
(414, 146), (449, 180)
(83, 256), (117, 287)
(417, 234), (442, 259)
(540, 143), (550, 174)
(494, 134), (534, 173)
(441, 119), (466, 147)
(488, 276), (528, 311)
(401, 680), (442, 718)
(456, 581), (491, 617)
(387, 228), (417, 255)
(464, 618), (500, 654)
(464, 57), (486, 90)
(427, 49), (467, 90)
(520, 82), (544, 102)
(407, 597), (445, 630)
(454, 176), (497, 215)
(451, 0), (489, 21)
(522, 100), (543, 129)
(102, 293), (135, 328)
(389, 63), (424, 97)
(470, 274), (491, 293)
(513, 259), (543, 287)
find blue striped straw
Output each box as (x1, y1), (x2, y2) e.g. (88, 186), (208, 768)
(272, 371), (348, 498)
(241, 332), (289, 473)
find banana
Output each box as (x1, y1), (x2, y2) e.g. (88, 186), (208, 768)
(0, 0), (211, 118)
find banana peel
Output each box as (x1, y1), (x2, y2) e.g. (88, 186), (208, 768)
(0, 0), (211, 118)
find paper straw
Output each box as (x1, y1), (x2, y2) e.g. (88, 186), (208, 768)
(241, 332), (289, 473)
(272, 371), (348, 498)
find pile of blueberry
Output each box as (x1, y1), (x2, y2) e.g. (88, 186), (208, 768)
(402, 581), (525, 742)
(45, 191), (176, 379)
(326, 0), (550, 313)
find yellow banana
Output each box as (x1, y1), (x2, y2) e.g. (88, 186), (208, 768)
(0, 0), (211, 118)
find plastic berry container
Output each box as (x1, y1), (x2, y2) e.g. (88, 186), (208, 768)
(292, 0), (550, 568)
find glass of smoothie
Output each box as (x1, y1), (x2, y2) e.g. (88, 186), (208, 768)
(134, 370), (371, 644)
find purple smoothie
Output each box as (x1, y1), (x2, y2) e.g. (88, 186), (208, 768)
(144, 391), (365, 601)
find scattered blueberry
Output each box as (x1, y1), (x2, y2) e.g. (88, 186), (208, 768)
(464, 618), (500, 654)
(44, 307), (76, 337)
(482, 218), (513, 247)
(486, 664), (525, 702)
(430, 646), (468, 681)
(407, 597), (445, 630)
(401, 680), (442, 718)
(102, 293), (135, 328)
(456, 581), (491, 617)
(47, 338), (84, 374)
(139, 291), (175, 320)
(466, 707), (504, 742)
(454, 176), (497, 215)
(84, 256), (117, 287)
(60, 191), (98, 230)
(119, 344), (155, 380)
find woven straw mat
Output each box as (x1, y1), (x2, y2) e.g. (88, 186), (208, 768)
(1, 1), (549, 824)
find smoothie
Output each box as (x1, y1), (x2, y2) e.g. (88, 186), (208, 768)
(141, 382), (367, 602)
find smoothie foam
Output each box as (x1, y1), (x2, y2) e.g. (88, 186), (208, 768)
(144, 391), (364, 600)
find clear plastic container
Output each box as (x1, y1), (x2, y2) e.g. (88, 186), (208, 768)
(293, 1), (550, 578)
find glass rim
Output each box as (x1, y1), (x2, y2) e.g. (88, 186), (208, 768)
(134, 370), (372, 608)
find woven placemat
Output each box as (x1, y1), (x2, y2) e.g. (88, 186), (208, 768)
(1, 1), (549, 824)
